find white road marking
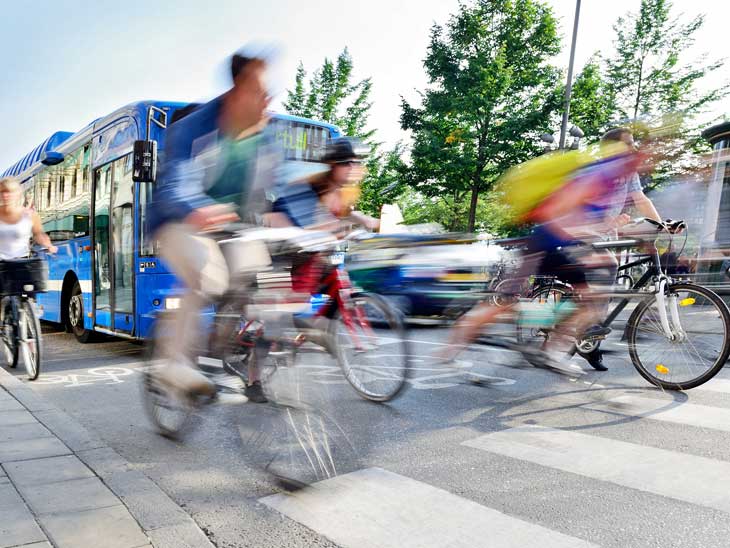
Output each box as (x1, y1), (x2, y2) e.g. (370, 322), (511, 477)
(34, 366), (136, 387)
(584, 394), (730, 432)
(261, 467), (597, 548)
(463, 425), (730, 515)
(697, 378), (730, 394)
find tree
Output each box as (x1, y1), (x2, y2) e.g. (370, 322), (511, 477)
(564, 56), (616, 142)
(604, 0), (726, 185)
(401, 0), (562, 232)
(607, 0), (723, 122)
(284, 49), (395, 216)
(283, 48), (375, 142)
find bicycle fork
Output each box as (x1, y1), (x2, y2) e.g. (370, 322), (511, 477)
(653, 278), (685, 342)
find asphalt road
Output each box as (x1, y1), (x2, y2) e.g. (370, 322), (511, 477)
(8, 320), (730, 548)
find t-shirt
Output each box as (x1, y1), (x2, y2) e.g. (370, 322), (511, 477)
(206, 134), (262, 218)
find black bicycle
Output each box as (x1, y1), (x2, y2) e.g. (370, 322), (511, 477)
(515, 219), (730, 389)
(0, 255), (47, 380)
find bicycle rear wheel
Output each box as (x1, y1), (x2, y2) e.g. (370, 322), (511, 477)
(20, 299), (41, 380)
(332, 292), (410, 402)
(627, 283), (730, 390)
(1, 298), (19, 368)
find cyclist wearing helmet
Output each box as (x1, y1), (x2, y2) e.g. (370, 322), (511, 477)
(266, 137), (378, 232)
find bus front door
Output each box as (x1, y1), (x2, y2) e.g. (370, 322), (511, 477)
(92, 155), (136, 335)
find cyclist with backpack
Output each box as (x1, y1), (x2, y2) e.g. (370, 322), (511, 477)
(435, 135), (650, 373)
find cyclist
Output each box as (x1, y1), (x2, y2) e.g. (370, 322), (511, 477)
(0, 177), (57, 259)
(436, 138), (648, 373)
(146, 45), (281, 403)
(265, 137), (377, 232)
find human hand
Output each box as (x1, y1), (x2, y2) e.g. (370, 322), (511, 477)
(613, 213), (631, 228)
(47, 245), (58, 255)
(185, 204), (238, 231)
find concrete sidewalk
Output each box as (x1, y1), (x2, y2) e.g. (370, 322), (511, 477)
(0, 369), (214, 548)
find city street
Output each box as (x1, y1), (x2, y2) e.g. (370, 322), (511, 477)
(8, 322), (730, 548)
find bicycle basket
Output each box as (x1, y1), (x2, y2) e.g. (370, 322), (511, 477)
(0, 258), (49, 295)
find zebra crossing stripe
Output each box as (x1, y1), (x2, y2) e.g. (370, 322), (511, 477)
(697, 378), (730, 394)
(463, 425), (730, 514)
(261, 467), (598, 548)
(584, 394), (730, 432)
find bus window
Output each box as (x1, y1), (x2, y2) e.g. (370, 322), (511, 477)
(138, 182), (157, 256)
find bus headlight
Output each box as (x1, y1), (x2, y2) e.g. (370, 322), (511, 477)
(164, 298), (181, 310)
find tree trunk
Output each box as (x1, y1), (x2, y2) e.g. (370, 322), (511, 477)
(467, 185), (479, 232)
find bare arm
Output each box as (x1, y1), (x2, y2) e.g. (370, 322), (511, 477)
(31, 212), (57, 253)
(629, 191), (662, 223)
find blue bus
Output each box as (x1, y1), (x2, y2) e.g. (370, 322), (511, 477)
(2, 101), (340, 342)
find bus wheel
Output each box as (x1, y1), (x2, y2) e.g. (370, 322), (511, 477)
(69, 282), (93, 343)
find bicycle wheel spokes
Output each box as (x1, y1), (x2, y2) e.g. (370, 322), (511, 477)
(334, 293), (410, 402)
(628, 284), (730, 390)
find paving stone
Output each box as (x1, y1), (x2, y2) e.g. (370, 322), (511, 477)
(6, 387), (54, 412)
(146, 521), (215, 548)
(77, 447), (129, 475)
(4, 454), (94, 487)
(34, 409), (106, 452)
(20, 477), (120, 515)
(10, 542), (54, 548)
(103, 469), (190, 530)
(0, 410), (37, 427)
(0, 436), (70, 463)
(0, 481), (24, 509)
(0, 504), (47, 548)
(40, 505), (150, 548)
(0, 422), (52, 443)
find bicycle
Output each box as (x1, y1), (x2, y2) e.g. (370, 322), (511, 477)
(508, 219), (730, 389)
(142, 227), (404, 484)
(0, 253), (47, 380)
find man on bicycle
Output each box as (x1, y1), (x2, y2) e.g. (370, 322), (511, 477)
(146, 45), (281, 403)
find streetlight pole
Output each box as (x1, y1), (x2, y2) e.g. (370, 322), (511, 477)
(559, 0), (582, 150)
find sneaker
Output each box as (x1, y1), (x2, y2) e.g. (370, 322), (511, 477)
(538, 351), (586, 377)
(245, 381), (268, 403)
(157, 360), (216, 397)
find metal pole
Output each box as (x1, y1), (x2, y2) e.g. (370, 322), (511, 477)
(559, 0), (581, 149)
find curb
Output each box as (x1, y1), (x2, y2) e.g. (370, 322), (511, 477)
(0, 367), (215, 548)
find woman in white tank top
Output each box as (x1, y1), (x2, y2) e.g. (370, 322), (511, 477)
(0, 177), (56, 259)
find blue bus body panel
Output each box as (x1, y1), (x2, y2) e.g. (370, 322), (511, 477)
(35, 236), (92, 327)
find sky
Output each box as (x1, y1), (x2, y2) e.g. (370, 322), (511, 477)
(1, 0), (729, 170)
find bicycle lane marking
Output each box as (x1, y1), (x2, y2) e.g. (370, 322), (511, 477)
(32, 365), (141, 388)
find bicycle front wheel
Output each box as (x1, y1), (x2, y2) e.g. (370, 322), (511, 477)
(20, 300), (41, 380)
(332, 292), (410, 402)
(627, 283), (730, 390)
(1, 298), (19, 368)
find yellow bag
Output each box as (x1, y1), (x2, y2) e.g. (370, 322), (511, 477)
(496, 143), (627, 222)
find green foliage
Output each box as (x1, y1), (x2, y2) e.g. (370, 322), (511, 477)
(400, 0), (562, 231)
(357, 144), (407, 217)
(283, 48), (375, 143)
(604, 0), (726, 185)
(398, 187), (518, 236)
(565, 57), (617, 142)
(606, 0), (724, 121)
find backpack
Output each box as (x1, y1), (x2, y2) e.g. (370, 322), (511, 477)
(496, 142), (627, 222)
